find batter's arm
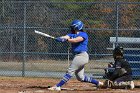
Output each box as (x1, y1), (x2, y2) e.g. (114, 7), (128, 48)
(61, 35), (70, 39)
(68, 36), (84, 43)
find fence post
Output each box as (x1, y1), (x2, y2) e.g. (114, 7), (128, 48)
(22, 2), (27, 77)
(115, 0), (119, 47)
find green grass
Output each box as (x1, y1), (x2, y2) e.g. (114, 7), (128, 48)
(0, 59), (108, 74)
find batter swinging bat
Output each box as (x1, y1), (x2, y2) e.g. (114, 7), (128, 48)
(34, 30), (56, 39)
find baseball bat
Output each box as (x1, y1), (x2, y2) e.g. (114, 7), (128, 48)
(34, 30), (56, 39)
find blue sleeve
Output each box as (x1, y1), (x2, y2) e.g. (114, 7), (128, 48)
(67, 34), (72, 37)
(78, 32), (88, 40)
(67, 34), (74, 38)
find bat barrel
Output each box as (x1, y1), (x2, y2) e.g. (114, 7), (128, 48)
(34, 30), (55, 39)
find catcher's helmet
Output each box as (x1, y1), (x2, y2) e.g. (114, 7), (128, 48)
(70, 20), (83, 31)
(113, 46), (124, 59)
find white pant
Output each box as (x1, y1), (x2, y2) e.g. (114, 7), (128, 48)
(67, 52), (89, 81)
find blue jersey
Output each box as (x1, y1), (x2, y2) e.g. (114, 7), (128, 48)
(67, 32), (88, 53)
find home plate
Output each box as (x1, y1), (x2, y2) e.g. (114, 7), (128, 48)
(34, 90), (45, 92)
(61, 87), (75, 90)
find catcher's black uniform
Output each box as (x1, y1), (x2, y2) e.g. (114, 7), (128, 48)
(105, 58), (132, 82)
(104, 46), (134, 89)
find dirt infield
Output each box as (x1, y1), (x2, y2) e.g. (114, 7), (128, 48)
(0, 76), (140, 93)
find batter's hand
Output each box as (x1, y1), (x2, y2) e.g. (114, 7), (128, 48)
(56, 37), (67, 42)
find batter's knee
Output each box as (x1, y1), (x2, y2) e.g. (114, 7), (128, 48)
(66, 69), (75, 76)
(75, 73), (84, 82)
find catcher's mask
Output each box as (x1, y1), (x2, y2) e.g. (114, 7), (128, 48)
(113, 46), (124, 59)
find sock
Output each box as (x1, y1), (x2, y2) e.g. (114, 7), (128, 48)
(56, 73), (72, 87)
(83, 76), (99, 85)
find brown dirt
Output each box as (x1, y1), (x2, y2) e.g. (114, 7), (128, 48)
(0, 76), (139, 93)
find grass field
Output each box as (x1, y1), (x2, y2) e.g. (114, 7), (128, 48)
(0, 59), (109, 72)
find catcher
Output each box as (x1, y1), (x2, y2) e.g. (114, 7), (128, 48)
(104, 46), (135, 89)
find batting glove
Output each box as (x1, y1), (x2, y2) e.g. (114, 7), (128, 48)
(55, 37), (67, 42)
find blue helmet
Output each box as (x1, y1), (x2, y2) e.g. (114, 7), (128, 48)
(70, 20), (83, 31)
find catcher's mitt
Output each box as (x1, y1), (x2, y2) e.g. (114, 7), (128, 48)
(103, 80), (114, 88)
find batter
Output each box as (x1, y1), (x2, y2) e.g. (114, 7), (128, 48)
(48, 20), (103, 91)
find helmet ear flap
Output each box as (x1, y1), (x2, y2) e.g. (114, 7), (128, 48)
(70, 25), (77, 34)
(70, 25), (78, 31)
(74, 26), (79, 30)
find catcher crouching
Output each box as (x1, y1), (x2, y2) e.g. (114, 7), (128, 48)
(103, 46), (135, 89)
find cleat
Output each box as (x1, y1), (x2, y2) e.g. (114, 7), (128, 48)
(97, 81), (104, 88)
(129, 81), (135, 89)
(48, 86), (61, 91)
(98, 81), (104, 86)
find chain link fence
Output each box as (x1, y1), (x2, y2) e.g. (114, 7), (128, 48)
(0, 1), (140, 79)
